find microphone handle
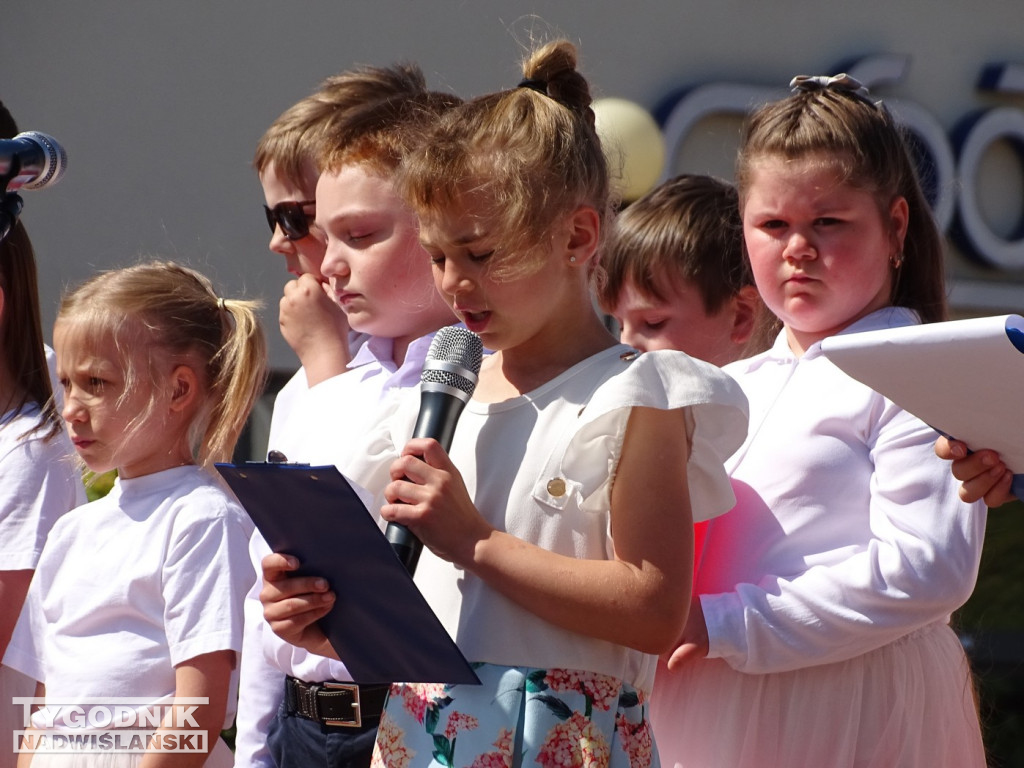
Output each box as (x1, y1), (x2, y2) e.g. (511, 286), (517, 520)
(385, 390), (468, 575)
(385, 525), (423, 574)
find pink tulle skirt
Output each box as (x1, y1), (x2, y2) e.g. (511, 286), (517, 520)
(650, 621), (985, 768)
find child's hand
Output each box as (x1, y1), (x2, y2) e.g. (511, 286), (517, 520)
(382, 438), (494, 566)
(279, 274), (351, 386)
(665, 596), (709, 670)
(258, 553), (338, 660)
(934, 436), (1016, 508)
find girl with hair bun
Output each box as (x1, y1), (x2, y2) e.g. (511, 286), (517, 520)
(260, 40), (748, 768)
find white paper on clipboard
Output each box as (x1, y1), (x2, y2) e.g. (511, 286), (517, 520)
(820, 314), (1024, 497)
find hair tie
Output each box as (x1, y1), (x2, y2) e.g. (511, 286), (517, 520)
(216, 297), (227, 311)
(517, 77), (548, 96)
(790, 74), (879, 108)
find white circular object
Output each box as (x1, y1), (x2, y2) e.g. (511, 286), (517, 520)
(593, 98), (666, 202)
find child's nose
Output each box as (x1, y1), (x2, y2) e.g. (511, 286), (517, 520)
(320, 244), (349, 280)
(440, 263), (472, 296)
(783, 230), (816, 261)
(62, 393), (85, 423)
(618, 321), (643, 350)
(614, 319), (638, 348)
(268, 226), (294, 256)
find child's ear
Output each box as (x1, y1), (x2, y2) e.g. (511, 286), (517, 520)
(564, 205), (601, 266)
(168, 365), (200, 413)
(889, 195), (910, 254)
(729, 285), (761, 347)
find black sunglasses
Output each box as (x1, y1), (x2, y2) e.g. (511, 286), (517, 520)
(263, 199), (316, 241)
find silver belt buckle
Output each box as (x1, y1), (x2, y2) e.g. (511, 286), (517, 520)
(322, 682), (361, 728)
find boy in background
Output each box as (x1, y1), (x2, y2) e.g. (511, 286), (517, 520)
(594, 172), (769, 620)
(595, 174), (768, 365)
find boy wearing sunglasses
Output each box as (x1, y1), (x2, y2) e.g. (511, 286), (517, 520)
(254, 75), (370, 462)
(236, 66), (461, 768)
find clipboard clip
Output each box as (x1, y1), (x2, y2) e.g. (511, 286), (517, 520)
(261, 451), (311, 467)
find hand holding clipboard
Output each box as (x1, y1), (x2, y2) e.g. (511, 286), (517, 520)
(217, 461), (480, 685)
(820, 314), (1024, 501)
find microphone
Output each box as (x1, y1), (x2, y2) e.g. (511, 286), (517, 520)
(385, 325), (484, 574)
(1, 132), (68, 192)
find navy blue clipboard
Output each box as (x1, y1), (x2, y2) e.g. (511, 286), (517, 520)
(216, 462), (480, 685)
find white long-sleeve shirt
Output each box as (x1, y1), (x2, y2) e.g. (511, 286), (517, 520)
(698, 307), (987, 674)
(233, 332), (439, 768)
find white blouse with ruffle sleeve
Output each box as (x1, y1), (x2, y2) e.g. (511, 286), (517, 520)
(345, 343), (748, 693)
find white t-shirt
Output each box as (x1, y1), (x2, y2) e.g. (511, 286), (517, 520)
(346, 344), (749, 694)
(1, 403), (85, 726)
(0, 406), (83, 574)
(7, 465), (253, 732)
(234, 332), (438, 768)
(697, 307), (987, 673)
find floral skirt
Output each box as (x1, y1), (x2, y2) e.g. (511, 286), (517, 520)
(371, 664), (658, 768)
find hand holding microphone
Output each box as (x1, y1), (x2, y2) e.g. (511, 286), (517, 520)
(385, 326), (484, 574)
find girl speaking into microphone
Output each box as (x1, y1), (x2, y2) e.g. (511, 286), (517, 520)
(261, 39), (747, 768)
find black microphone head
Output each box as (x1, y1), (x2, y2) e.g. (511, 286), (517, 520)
(421, 326), (483, 400)
(17, 132), (67, 190)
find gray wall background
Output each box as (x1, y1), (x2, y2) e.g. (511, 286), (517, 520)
(3, 0), (1024, 372)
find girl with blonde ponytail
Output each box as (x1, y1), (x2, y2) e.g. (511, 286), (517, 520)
(10, 260), (267, 768)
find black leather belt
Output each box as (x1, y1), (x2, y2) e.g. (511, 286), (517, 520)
(284, 676), (390, 728)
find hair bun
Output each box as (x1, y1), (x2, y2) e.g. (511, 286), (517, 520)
(521, 40), (592, 117)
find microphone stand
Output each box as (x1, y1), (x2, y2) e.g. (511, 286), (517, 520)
(1, 156), (24, 244)
(0, 192), (24, 245)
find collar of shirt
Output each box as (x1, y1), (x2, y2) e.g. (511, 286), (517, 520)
(348, 331), (445, 393)
(766, 306), (921, 363)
